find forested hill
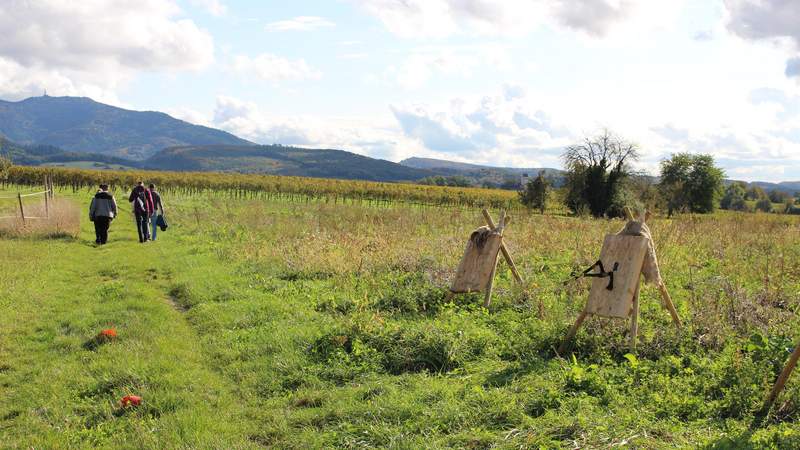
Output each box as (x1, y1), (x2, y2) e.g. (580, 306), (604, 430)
(0, 95), (251, 160)
(144, 145), (435, 182)
(401, 156), (566, 187)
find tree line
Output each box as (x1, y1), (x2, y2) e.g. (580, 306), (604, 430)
(519, 129), (797, 216)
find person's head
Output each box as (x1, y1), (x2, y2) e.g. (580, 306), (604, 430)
(149, 183), (156, 190)
(136, 181), (144, 187)
(99, 184), (109, 192)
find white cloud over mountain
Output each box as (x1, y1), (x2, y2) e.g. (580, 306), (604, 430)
(0, 0), (214, 101)
(210, 95), (425, 161)
(390, 88), (573, 167)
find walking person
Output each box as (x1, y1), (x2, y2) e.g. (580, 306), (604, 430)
(89, 184), (117, 245)
(128, 181), (154, 243)
(148, 184), (165, 241)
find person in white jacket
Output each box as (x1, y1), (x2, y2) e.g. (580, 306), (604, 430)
(89, 184), (118, 245)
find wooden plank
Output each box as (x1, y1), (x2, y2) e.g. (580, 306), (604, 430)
(451, 225), (503, 293)
(482, 209), (523, 285)
(584, 235), (648, 318)
(762, 342), (800, 417)
(658, 282), (682, 328)
(629, 282), (640, 350)
(483, 257), (499, 307)
(558, 310), (588, 354)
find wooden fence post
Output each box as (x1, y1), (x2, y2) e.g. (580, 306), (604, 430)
(44, 177), (50, 218)
(17, 193), (25, 224)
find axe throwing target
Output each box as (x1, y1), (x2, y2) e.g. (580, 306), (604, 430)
(451, 225), (503, 294)
(585, 234), (649, 318)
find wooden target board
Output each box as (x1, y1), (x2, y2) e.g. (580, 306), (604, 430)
(450, 226), (503, 293)
(584, 234), (648, 318)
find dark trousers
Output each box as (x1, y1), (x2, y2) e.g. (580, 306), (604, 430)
(94, 216), (111, 244)
(135, 212), (150, 242)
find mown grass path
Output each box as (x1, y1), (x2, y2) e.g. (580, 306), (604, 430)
(0, 203), (257, 449)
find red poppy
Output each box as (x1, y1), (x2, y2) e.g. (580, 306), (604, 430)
(120, 395), (142, 407)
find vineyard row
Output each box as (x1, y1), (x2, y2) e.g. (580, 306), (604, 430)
(4, 166), (521, 209)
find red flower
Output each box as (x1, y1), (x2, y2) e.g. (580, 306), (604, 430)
(120, 395), (142, 407)
(99, 329), (117, 338)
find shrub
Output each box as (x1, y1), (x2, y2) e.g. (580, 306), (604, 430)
(755, 198), (773, 213)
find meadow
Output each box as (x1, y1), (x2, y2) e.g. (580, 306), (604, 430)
(2, 179), (800, 448)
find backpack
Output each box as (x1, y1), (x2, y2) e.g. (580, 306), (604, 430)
(133, 189), (147, 214)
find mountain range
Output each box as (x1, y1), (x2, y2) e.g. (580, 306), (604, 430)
(0, 95), (250, 160)
(0, 95), (798, 192)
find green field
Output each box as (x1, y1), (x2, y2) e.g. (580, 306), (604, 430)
(2, 188), (800, 448)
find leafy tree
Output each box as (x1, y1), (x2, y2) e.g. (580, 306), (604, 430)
(745, 185), (767, 201)
(755, 198), (773, 213)
(562, 129), (639, 218)
(659, 153), (692, 215)
(500, 177), (521, 190)
(720, 182), (748, 211)
(627, 175), (659, 212)
(768, 189), (790, 204)
(0, 156), (11, 181)
(419, 175), (471, 187)
(659, 153), (724, 214)
(519, 171), (549, 213)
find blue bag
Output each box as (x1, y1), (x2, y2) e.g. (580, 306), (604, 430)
(156, 214), (168, 231)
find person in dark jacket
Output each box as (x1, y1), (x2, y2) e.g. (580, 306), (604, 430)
(89, 184), (118, 245)
(148, 184), (165, 241)
(128, 181), (154, 243)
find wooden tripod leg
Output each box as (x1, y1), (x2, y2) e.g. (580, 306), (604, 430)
(483, 255), (499, 308)
(559, 310), (588, 355)
(762, 342), (800, 417)
(658, 282), (682, 328)
(629, 283), (641, 351)
(482, 209), (523, 285)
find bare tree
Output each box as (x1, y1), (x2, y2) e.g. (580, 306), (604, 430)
(562, 129), (639, 173)
(562, 129), (639, 218)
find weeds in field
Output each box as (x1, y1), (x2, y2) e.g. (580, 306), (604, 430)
(0, 197), (79, 238)
(3, 189), (800, 448)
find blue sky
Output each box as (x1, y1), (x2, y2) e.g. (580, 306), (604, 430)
(1, 0), (799, 181)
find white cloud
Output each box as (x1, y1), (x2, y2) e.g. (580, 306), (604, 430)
(390, 88), (573, 167)
(165, 106), (212, 126)
(210, 95), (424, 160)
(339, 53), (369, 60)
(377, 45), (512, 89)
(352, 0), (681, 38)
(265, 16), (335, 32)
(0, 57), (123, 103)
(724, 0), (800, 79)
(0, 0), (214, 101)
(231, 54), (322, 81)
(189, 0), (227, 16)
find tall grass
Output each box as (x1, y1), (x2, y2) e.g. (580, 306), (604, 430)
(0, 197), (79, 238)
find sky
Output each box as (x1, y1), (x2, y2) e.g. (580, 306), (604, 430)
(1, 0), (799, 182)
